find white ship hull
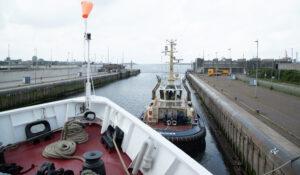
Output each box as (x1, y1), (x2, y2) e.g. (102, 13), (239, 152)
(0, 95), (211, 175)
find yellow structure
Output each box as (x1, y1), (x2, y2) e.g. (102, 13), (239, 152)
(221, 69), (229, 76)
(208, 69), (215, 76)
(208, 68), (229, 76)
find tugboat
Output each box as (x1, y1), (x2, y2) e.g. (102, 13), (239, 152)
(141, 40), (206, 152)
(0, 3), (212, 175)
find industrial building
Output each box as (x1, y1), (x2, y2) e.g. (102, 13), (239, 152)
(193, 58), (246, 75)
(193, 57), (296, 76)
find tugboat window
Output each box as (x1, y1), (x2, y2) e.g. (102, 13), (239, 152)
(166, 90), (175, 100)
(160, 90), (164, 99)
(176, 90), (182, 100)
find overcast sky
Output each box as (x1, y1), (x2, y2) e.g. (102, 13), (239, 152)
(0, 0), (299, 64)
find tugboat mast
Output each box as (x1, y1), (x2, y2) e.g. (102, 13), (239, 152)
(166, 40), (176, 84)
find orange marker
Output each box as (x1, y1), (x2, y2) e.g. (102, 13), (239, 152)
(81, 1), (93, 19)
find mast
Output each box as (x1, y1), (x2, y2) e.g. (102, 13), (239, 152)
(166, 40), (176, 84)
(81, 1), (94, 110)
(86, 29), (91, 109)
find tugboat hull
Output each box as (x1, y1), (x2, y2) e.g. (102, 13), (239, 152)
(141, 114), (206, 153)
(157, 121), (206, 152)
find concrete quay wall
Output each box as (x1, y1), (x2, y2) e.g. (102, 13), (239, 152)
(0, 69), (140, 110)
(188, 73), (300, 175)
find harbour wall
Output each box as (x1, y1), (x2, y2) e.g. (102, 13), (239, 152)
(0, 65), (101, 83)
(0, 69), (140, 110)
(188, 73), (300, 175)
(236, 74), (300, 97)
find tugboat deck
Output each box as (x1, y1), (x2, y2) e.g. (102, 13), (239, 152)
(4, 124), (131, 175)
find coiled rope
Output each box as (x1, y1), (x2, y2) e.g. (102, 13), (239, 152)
(42, 120), (88, 162)
(61, 120), (89, 144)
(42, 140), (84, 161)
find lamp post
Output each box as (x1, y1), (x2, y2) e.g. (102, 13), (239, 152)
(67, 51), (70, 79)
(254, 40), (259, 98)
(50, 48), (53, 67)
(107, 47), (110, 64)
(34, 48), (37, 84)
(228, 48), (231, 59)
(7, 44), (11, 71)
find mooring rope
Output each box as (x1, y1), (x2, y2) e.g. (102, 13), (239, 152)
(42, 140), (84, 162)
(263, 155), (300, 175)
(61, 120), (89, 144)
(113, 133), (130, 175)
(42, 120), (88, 162)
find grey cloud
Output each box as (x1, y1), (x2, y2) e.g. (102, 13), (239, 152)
(0, 0), (299, 63)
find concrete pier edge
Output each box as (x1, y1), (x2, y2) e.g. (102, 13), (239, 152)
(0, 69), (140, 110)
(188, 73), (300, 175)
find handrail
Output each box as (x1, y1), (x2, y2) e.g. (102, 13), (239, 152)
(152, 75), (161, 100)
(182, 77), (191, 101)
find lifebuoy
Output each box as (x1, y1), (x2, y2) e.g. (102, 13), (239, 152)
(172, 120), (177, 126)
(147, 109), (153, 122)
(167, 120), (171, 126)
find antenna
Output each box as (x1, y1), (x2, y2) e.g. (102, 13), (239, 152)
(122, 51), (124, 65)
(7, 44), (11, 71)
(50, 49), (53, 66)
(67, 52), (70, 78)
(7, 44), (10, 58)
(34, 48), (37, 57)
(285, 49), (288, 58)
(228, 48), (231, 59)
(107, 47), (110, 64)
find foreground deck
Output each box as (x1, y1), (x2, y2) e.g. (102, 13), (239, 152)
(4, 124), (131, 174)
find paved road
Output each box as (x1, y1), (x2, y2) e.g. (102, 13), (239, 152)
(196, 75), (300, 146)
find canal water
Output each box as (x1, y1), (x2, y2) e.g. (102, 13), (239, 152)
(76, 64), (230, 174)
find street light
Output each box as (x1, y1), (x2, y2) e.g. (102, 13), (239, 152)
(34, 48), (37, 84)
(254, 40), (259, 98)
(228, 48), (231, 59)
(67, 51), (70, 79)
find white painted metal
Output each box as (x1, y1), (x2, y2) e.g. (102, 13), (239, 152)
(0, 96), (211, 175)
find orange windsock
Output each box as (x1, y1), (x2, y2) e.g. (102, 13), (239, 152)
(81, 1), (93, 19)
